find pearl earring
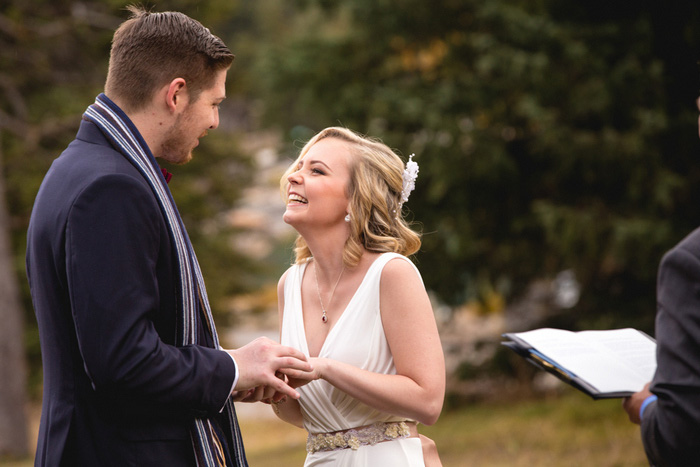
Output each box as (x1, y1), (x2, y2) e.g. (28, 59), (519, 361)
(344, 214), (351, 222)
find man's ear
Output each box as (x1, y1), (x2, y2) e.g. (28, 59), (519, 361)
(165, 78), (188, 113)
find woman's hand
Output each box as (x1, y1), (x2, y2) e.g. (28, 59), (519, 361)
(233, 371), (292, 403)
(231, 385), (277, 403)
(283, 357), (325, 388)
(420, 435), (443, 467)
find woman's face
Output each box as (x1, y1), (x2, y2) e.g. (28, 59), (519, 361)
(283, 137), (353, 230)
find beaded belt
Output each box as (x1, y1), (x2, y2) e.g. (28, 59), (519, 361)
(306, 421), (414, 454)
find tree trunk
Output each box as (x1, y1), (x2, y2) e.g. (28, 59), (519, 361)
(0, 131), (30, 457)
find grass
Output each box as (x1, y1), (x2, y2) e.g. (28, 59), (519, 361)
(2, 393), (648, 466)
(417, 394), (647, 467)
(239, 392), (648, 467)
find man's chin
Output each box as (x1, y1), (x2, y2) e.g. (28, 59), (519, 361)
(160, 151), (193, 165)
(174, 152), (193, 165)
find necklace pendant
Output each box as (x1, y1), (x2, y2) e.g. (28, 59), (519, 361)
(315, 262), (344, 325)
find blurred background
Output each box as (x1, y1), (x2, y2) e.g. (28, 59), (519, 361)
(2, 0), (700, 465)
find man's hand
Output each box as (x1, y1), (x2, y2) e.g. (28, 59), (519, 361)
(226, 337), (313, 400)
(622, 382), (653, 424)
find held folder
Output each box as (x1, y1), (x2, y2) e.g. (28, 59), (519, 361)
(502, 328), (657, 399)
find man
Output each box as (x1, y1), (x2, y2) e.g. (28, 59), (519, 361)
(622, 97), (700, 466)
(26, 6), (311, 466)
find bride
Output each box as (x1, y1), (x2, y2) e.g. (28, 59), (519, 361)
(270, 127), (445, 466)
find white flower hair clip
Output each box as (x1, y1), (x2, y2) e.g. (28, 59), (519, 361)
(400, 154), (419, 207)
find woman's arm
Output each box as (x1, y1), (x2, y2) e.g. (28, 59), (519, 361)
(308, 258), (445, 425)
(271, 396), (304, 428)
(273, 270), (306, 428)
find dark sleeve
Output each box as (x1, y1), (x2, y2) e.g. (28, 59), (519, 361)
(641, 241), (700, 466)
(65, 173), (235, 413)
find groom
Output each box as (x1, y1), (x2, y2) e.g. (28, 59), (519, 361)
(26, 6), (311, 466)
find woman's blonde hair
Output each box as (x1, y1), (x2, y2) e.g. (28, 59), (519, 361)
(281, 127), (421, 267)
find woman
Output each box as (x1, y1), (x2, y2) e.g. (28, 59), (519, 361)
(272, 127), (445, 466)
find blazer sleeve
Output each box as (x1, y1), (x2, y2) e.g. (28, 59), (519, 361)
(65, 173), (235, 413)
(641, 240), (700, 466)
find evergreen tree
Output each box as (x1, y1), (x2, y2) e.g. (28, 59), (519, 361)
(252, 0), (700, 331)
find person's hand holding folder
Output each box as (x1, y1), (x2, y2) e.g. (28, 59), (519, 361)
(622, 382), (653, 424)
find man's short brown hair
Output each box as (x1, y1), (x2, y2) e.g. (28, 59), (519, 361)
(104, 5), (234, 112)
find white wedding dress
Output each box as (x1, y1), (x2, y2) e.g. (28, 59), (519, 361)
(281, 253), (425, 466)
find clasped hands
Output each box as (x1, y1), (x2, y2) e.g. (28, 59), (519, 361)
(225, 336), (317, 403)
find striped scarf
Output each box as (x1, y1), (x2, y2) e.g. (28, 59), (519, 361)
(83, 93), (247, 467)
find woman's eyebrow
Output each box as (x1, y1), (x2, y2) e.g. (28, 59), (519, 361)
(307, 160), (332, 171)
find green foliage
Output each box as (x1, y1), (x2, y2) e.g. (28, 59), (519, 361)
(161, 129), (260, 320)
(1, 0), (119, 390)
(250, 0), (700, 329)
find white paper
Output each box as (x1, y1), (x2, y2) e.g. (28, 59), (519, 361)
(510, 328), (656, 394)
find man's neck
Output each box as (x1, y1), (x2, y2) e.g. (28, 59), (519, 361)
(107, 94), (170, 159)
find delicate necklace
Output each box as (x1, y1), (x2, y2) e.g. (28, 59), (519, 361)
(314, 263), (345, 324)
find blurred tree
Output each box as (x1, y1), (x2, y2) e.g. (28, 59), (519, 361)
(0, 0), (111, 455)
(251, 0), (700, 331)
(0, 132), (28, 456)
(1, 2), (125, 409)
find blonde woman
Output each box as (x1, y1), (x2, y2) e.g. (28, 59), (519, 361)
(273, 127), (445, 465)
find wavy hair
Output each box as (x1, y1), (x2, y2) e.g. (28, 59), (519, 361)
(281, 127), (421, 267)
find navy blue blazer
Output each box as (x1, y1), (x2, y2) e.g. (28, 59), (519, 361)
(641, 227), (700, 466)
(26, 118), (237, 466)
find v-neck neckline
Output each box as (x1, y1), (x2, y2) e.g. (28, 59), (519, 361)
(298, 254), (387, 358)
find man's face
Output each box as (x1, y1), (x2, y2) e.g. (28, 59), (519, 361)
(160, 69), (227, 165)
